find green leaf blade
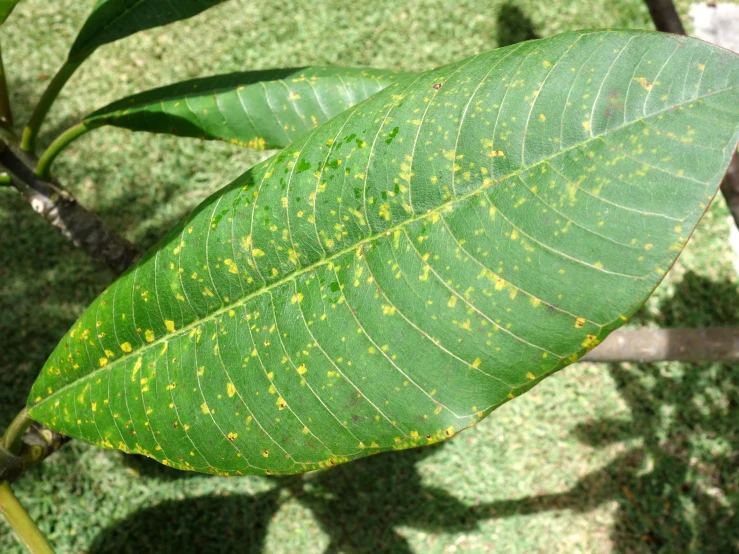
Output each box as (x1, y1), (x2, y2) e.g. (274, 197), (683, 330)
(29, 31), (739, 475)
(83, 67), (413, 150)
(0, 0), (20, 25)
(68, 0), (229, 60)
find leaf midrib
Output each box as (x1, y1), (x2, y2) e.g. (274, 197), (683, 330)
(32, 83), (737, 410)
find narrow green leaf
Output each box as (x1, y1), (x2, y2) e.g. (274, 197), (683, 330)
(37, 67), (412, 177)
(0, 0), (21, 25)
(68, 0), (229, 61)
(28, 31), (739, 476)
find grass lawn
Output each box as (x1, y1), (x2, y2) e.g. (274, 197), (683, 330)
(1, 0), (737, 552)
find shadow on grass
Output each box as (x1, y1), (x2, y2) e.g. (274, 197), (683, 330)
(89, 443), (647, 554)
(575, 271), (739, 552)
(496, 1), (539, 48)
(88, 488), (283, 554)
(0, 192), (109, 426)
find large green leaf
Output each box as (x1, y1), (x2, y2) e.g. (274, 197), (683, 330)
(28, 30), (739, 476)
(0, 0), (20, 25)
(37, 67), (411, 177)
(68, 0), (229, 61)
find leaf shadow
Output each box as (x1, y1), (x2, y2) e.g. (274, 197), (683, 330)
(88, 439), (651, 554)
(496, 1), (539, 48)
(572, 271), (739, 552)
(87, 487), (282, 554)
(285, 444), (649, 554)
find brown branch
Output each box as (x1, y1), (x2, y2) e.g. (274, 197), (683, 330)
(580, 328), (739, 363)
(0, 140), (141, 275)
(720, 151), (739, 229)
(643, 0), (686, 34)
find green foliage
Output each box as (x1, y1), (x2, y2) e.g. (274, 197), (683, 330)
(86, 67), (409, 147)
(68, 0), (229, 61)
(0, 0), (20, 25)
(19, 0), (231, 151)
(2, 1), (738, 552)
(36, 67), (411, 177)
(27, 30), (739, 475)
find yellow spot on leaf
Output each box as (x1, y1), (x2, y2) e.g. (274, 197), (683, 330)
(121, 342), (132, 353)
(581, 334), (600, 349)
(635, 76), (653, 91)
(132, 357), (142, 381)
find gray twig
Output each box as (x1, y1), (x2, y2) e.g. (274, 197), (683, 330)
(0, 141), (141, 275)
(581, 328), (739, 363)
